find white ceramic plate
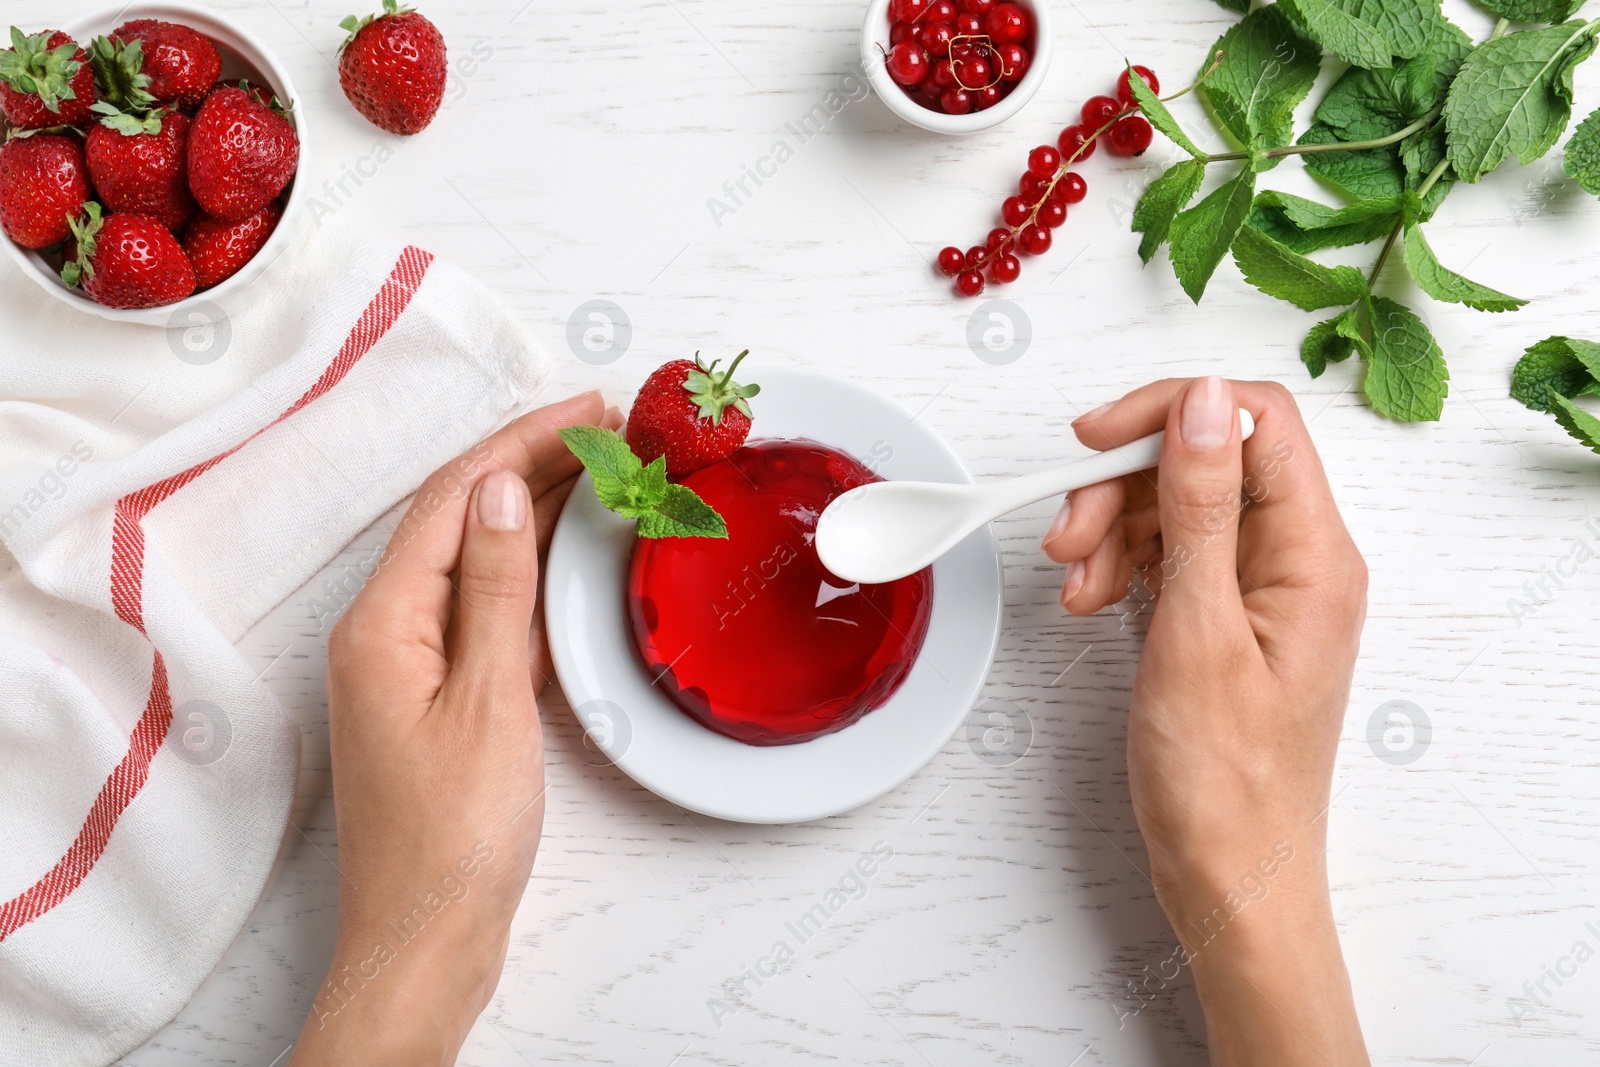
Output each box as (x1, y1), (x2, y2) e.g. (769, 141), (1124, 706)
(545, 368), (1004, 824)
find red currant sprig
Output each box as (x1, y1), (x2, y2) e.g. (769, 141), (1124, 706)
(937, 65), (1160, 296)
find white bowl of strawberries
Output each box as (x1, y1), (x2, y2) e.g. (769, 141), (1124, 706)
(0, 1), (306, 325)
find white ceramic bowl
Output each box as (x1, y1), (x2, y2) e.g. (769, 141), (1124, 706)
(545, 369), (1005, 825)
(860, 0), (1052, 135)
(2, 1), (310, 326)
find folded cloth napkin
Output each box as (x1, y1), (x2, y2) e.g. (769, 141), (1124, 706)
(0, 226), (548, 1067)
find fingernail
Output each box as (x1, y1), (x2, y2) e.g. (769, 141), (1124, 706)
(1044, 495), (1072, 544)
(478, 469), (527, 531)
(1061, 560), (1085, 605)
(1074, 401), (1113, 425)
(1181, 376), (1232, 452)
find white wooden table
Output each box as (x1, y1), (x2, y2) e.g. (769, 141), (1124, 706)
(18, 0), (1595, 1061)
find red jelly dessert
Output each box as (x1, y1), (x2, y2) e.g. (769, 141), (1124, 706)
(628, 439), (934, 746)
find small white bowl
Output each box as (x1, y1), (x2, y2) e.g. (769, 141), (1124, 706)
(860, 0), (1052, 135)
(2, 1), (310, 326)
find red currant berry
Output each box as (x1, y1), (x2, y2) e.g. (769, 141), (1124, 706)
(953, 54), (991, 88)
(965, 245), (988, 269)
(1108, 115), (1154, 156)
(890, 21), (916, 45)
(1001, 195), (1032, 227)
(955, 269), (985, 296)
(940, 86), (974, 113)
(1018, 172), (1048, 203)
(993, 43), (1029, 82)
(1018, 224), (1051, 255)
(926, 0), (958, 22)
(957, 0), (995, 12)
(1117, 65), (1160, 107)
(1027, 144), (1061, 179)
(990, 252), (1021, 283)
(1057, 124), (1096, 160)
(1081, 94), (1121, 129)
(937, 246), (966, 276)
(1038, 198), (1067, 228)
(974, 83), (1004, 109)
(885, 42), (930, 86)
(986, 226), (1013, 251)
(889, 0), (930, 23)
(986, 3), (1030, 45)
(1051, 171), (1087, 204)
(955, 12), (983, 34)
(920, 20), (955, 56)
(932, 58), (958, 89)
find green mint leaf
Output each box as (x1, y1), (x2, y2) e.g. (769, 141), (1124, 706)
(1232, 225), (1370, 310)
(1133, 159), (1206, 263)
(1472, 0), (1590, 22)
(1168, 168), (1256, 302)
(1317, 20), (1472, 139)
(1363, 297), (1449, 421)
(1400, 223), (1528, 311)
(1124, 62), (1204, 159)
(1300, 123), (1412, 199)
(1444, 19), (1600, 183)
(1564, 105), (1600, 193)
(1248, 190), (1401, 252)
(1548, 391), (1600, 455)
(1303, 307), (1362, 377)
(558, 425), (664, 516)
(1213, 0), (1251, 12)
(636, 483), (729, 539)
(1278, 0), (1398, 69)
(1200, 6), (1321, 168)
(1511, 336), (1600, 410)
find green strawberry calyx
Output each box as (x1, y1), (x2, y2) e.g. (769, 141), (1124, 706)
(60, 201), (104, 287)
(558, 425), (728, 540)
(90, 99), (164, 136)
(684, 349), (760, 426)
(0, 27), (84, 113)
(339, 0), (418, 52)
(85, 35), (155, 115)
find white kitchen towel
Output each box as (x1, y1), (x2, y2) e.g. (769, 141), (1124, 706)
(0, 227), (548, 1066)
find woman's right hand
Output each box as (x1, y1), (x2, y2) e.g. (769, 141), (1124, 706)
(1042, 377), (1370, 1065)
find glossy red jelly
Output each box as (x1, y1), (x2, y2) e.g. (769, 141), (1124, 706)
(628, 439), (934, 746)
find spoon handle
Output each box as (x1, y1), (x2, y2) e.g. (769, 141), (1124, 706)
(979, 409), (1256, 518)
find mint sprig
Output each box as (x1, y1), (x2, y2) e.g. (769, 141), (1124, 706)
(1125, 3), (1600, 422)
(559, 426), (727, 539)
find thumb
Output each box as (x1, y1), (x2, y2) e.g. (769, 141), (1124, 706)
(1154, 377), (1249, 623)
(454, 469), (538, 677)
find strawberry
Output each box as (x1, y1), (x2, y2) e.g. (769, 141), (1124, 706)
(187, 85), (298, 222)
(0, 28), (95, 131)
(85, 108), (195, 231)
(337, 0), (447, 136)
(0, 132), (90, 249)
(183, 202), (280, 289)
(61, 203), (196, 309)
(109, 20), (220, 112)
(627, 351), (761, 478)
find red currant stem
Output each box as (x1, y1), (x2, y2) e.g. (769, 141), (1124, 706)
(1202, 105), (1443, 163)
(949, 34), (1005, 91)
(967, 106), (1135, 272)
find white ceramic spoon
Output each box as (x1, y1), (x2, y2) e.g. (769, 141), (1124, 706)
(816, 409), (1255, 585)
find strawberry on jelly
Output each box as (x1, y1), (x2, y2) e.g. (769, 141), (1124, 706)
(628, 439), (933, 746)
